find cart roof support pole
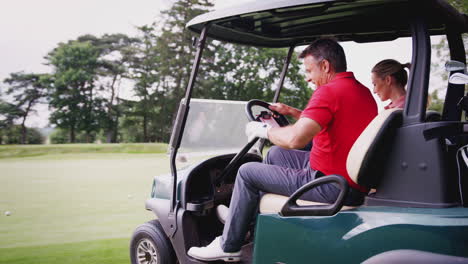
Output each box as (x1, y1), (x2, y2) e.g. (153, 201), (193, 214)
(403, 14), (430, 126)
(169, 25), (209, 213)
(273, 46), (295, 103)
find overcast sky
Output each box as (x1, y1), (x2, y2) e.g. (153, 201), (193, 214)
(0, 0), (248, 82)
(0, 0), (444, 127)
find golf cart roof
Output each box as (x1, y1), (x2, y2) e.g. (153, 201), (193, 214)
(187, 0), (468, 47)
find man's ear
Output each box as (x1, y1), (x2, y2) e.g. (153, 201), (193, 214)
(322, 59), (331, 73)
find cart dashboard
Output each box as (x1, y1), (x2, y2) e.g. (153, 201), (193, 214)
(180, 153), (262, 212)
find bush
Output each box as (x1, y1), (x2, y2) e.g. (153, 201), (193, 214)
(0, 125), (44, 144)
(49, 128), (97, 144)
(49, 128), (69, 144)
(27, 128), (44, 144)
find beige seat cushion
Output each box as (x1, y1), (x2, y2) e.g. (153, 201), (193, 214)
(259, 193), (356, 214)
(346, 108), (402, 184)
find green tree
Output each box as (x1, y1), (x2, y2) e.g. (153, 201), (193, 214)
(118, 98), (145, 142)
(2, 72), (49, 144)
(199, 45), (310, 108)
(428, 90), (444, 112)
(143, 0), (214, 142)
(127, 25), (161, 142)
(138, 0), (311, 144)
(78, 34), (139, 143)
(49, 128), (69, 144)
(1, 125), (43, 144)
(49, 127), (95, 144)
(0, 99), (21, 128)
(0, 99), (22, 144)
(46, 40), (105, 143)
(157, 0), (214, 100)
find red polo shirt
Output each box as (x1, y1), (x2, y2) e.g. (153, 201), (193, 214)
(301, 72), (377, 192)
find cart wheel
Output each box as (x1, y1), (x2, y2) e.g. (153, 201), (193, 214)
(130, 220), (176, 264)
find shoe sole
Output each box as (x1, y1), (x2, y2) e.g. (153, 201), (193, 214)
(188, 253), (240, 262)
(222, 256), (241, 262)
(196, 256), (240, 262)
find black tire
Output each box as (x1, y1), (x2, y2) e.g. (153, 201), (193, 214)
(130, 220), (176, 264)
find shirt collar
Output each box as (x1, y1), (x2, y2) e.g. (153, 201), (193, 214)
(333, 72), (354, 80)
(315, 72), (354, 91)
(330, 72), (354, 82)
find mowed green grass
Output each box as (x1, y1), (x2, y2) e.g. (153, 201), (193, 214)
(0, 143), (168, 159)
(0, 151), (171, 264)
(0, 238), (129, 264)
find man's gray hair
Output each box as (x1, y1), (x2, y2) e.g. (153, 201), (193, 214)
(299, 38), (347, 73)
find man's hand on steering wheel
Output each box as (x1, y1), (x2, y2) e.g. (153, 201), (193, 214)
(269, 103), (302, 120)
(216, 99), (291, 185)
(243, 99), (292, 143)
(269, 103), (291, 116)
(245, 122), (271, 142)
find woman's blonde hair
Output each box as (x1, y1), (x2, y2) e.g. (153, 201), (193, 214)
(372, 59), (411, 87)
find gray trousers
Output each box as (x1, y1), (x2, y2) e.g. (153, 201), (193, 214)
(220, 146), (345, 252)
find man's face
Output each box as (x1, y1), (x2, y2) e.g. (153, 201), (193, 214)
(304, 55), (325, 87)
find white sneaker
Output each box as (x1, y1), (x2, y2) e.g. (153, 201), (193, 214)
(216, 204), (229, 224)
(187, 236), (241, 262)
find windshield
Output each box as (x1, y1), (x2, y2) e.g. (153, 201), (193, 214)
(174, 99), (250, 167)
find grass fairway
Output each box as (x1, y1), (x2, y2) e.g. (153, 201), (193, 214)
(0, 143), (168, 159)
(0, 151), (171, 264)
(0, 238), (129, 264)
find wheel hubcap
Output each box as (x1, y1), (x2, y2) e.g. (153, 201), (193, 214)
(137, 238), (158, 264)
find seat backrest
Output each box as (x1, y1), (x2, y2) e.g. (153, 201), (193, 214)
(346, 108), (403, 189)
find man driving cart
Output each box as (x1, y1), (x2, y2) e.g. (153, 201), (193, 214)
(188, 38), (378, 262)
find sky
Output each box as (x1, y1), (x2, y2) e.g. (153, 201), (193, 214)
(0, 0), (445, 127)
(0, 0), (247, 83)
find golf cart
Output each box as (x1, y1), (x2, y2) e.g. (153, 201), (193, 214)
(130, 0), (468, 263)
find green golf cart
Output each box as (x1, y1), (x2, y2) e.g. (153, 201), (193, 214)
(130, 0), (468, 263)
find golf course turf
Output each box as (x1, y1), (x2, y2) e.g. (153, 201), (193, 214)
(0, 146), (171, 264)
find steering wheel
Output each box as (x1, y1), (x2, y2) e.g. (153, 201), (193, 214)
(245, 99), (290, 127)
(215, 100), (290, 186)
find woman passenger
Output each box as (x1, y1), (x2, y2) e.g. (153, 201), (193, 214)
(371, 59), (411, 109)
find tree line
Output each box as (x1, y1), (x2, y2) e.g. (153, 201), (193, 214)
(0, 0), (310, 144)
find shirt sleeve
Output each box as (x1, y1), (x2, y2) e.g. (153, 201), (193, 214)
(300, 86), (334, 129)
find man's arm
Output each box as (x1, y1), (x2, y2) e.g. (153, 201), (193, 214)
(267, 117), (321, 149)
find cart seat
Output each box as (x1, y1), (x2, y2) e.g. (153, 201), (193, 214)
(258, 108), (403, 214)
(346, 108), (403, 187)
(259, 193), (357, 213)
